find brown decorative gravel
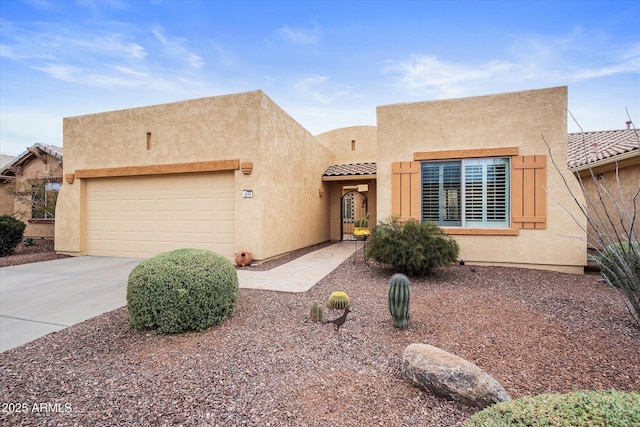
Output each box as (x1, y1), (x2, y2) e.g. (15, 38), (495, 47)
(1, 249), (639, 426)
(0, 239), (69, 267)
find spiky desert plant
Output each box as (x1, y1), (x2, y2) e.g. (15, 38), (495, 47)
(545, 115), (640, 327)
(309, 300), (324, 323)
(388, 273), (411, 330)
(328, 291), (350, 309)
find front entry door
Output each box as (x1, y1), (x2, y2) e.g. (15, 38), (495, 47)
(341, 191), (368, 241)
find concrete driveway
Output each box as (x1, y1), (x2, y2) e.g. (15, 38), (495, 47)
(0, 256), (142, 353)
(0, 242), (356, 353)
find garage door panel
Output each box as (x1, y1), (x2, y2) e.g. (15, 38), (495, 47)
(86, 173), (235, 258)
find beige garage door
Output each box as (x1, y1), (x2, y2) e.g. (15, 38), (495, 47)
(86, 173), (235, 258)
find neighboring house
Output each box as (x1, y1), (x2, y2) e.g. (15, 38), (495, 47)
(0, 154), (17, 215)
(56, 86), (586, 273)
(567, 126), (639, 249)
(0, 143), (64, 239)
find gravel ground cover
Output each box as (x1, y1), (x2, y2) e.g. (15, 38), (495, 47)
(1, 246), (639, 426)
(0, 239), (68, 267)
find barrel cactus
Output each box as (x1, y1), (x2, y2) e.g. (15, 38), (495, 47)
(328, 291), (350, 309)
(310, 300), (324, 323)
(388, 273), (410, 330)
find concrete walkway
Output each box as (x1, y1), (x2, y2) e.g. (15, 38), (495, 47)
(237, 241), (355, 292)
(0, 242), (356, 352)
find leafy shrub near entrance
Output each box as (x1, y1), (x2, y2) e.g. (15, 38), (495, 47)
(367, 217), (459, 276)
(0, 215), (26, 257)
(127, 248), (238, 335)
(463, 390), (640, 427)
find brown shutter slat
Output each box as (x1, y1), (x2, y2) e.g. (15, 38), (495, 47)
(512, 155), (546, 229)
(391, 161), (420, 221)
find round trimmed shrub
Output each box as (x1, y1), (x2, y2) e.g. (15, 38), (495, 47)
(127, 248), (238, 335)
(0, 215), (26, 257)
(463, 390), (640, 427)
(367, 217), (459, 276)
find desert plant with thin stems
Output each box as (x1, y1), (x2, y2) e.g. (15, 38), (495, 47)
(545, 110), (639, 327)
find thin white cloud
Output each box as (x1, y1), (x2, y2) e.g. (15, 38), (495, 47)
(75, 33), (147, 59)
(383, 55), (516, 98)
(274, 23), (320, 45)
(31, 62), (209, 93)
(152, 27), (203, 69)
(210, 42), (236, 67)
(0, 24), (146, 61)
(292, 74), (352, 104)
(0, 43), (55, 60)
(76, 0), (129, 12)
(32, 63), (149, 89)
(384, 29), (640, 98)
(1, 18), (212, 94)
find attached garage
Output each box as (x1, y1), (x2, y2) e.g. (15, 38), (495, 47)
(85, 172), (235, 258)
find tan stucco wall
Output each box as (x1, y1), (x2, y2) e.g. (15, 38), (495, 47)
(576, 160), (640, 249)
(376, 86), (587, 273)
(240, 93), (331, 260)
(316, 126), (377, 164)
(57, 90), (331, 260)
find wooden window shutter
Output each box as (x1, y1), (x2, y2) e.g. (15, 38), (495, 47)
(511, 155), (546, 229)
(391, 161), (420, 220)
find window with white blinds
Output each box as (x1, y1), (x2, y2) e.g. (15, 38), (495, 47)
(422, 162), (461, 226)
(421, 158), (510, 228)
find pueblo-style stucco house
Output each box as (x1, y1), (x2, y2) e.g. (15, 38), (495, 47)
(1, 143), (64, 239)
(56, 86), (587, 273)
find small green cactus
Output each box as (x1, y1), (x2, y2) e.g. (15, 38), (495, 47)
(310, 301), (324, 323)
(328, 291), (350, 309)
(388, 273), (410, 330)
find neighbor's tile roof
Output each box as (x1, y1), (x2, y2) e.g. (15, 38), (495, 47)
(35, 143), (63, 160)
(1, 143), (64, 176)
(568, 129), (638, 169)
(0, 155), (16, 170)
(323, 162), (376, 177)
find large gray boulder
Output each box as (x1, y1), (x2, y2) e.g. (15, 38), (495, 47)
(402, 343), (511, 408)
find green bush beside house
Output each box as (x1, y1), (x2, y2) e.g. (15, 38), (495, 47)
(367, 217), (459, 276)
(0, 215), (26, 257)
(127, 248), (238, 335)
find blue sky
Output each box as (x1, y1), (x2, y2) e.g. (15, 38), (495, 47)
(1, 0), (639, 156)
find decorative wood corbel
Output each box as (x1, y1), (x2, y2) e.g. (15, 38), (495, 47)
(241, 162), (253, 175)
